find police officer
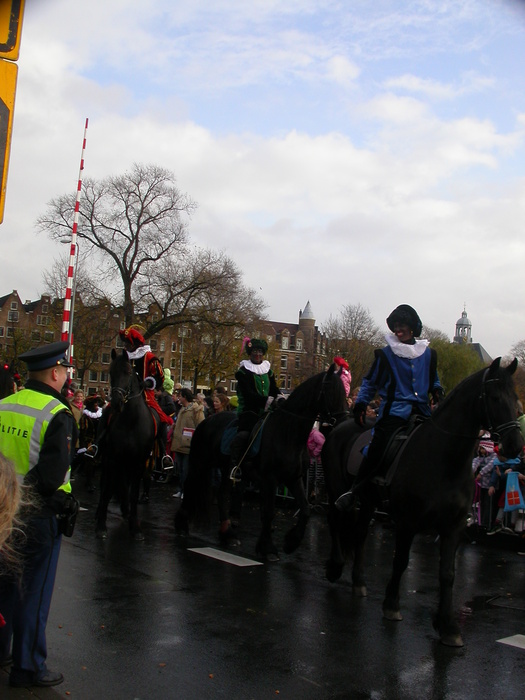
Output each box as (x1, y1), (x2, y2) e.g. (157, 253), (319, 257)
(0, 341), (76, 688)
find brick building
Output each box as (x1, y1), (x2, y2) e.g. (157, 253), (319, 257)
(0, 291), (328, 396)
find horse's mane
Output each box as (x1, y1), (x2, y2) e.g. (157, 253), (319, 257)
(284, 364), (345, 414)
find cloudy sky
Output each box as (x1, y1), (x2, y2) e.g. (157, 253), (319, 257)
(4, 0), (525, 359)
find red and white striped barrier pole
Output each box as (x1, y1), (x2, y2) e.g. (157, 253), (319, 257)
(61, 118), (89, 365)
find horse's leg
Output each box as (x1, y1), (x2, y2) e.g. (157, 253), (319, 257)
(127, 462), (144, 541)
(382, 525), (415, 620)
(95, 456), (111, 539)
(351, 495), (376, 596)
(256, 473), (279, 561)
(325, 504), (350, 583)
(434, 531), (463, 647)
(282, 475), (309, 554)
(217, 462), (240, 546)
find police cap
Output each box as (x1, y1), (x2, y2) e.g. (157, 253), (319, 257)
(19, 341), (73, 371)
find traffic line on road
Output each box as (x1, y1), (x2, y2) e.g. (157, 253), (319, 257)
(188, 547), (263, 567)
(497, 634), (525, 650)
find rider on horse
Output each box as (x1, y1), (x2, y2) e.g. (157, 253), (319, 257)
(335, 304), (444, 511)
(87, 327), (174, 468)
(118, 327), (174, 468)
(229, 337), (283, 482)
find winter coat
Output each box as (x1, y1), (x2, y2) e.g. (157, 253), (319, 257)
(170, 401), (205, 454)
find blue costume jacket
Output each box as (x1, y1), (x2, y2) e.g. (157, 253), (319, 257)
(357, 334), (442, 421)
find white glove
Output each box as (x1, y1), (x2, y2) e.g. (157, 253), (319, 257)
(265, 396), (275, 411)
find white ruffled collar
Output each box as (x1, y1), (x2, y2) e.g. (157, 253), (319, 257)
(239, 359), (271, 375)
(385, 333), (429, 359)
(127, 345), (151, 360)
(83, 407), (103, 419)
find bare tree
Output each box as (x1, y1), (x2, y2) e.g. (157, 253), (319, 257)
(422, 325), (450, 342)
(322, 303), (382, 389)
(37, 163), (197, 326)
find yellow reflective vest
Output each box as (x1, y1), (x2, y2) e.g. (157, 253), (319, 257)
(0, 389), (72, 494)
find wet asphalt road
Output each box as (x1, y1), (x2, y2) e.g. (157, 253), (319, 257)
(2, 477), (525, 700)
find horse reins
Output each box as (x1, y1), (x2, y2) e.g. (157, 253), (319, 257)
(430, 368), (519, 441)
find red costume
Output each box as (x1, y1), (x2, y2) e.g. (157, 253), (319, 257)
(119, 327), (173, 426)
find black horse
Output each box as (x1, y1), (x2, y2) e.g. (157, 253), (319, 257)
(175, 364), (348, 559)
(322, 357), (523, 646)
(95, 349), (156, 541)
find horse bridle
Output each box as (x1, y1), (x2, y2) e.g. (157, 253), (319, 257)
(315, 371), (349, 428)
(110, 371), (144, 405)
(479, 368), (520, 441)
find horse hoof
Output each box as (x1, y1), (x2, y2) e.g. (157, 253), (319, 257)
(352, 585), (368, 597)
(266, 551), (280, 562)
(325, 560), (343, 583)
(383, 609), (403, 621)
(96, 529), (107, 540)
(440, 632), (464, 647)
(219, 528), (240, 547)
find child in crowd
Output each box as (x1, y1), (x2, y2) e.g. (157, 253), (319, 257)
(472, 435), (497, 529)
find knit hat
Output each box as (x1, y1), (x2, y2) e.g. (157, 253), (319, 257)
(386, 305), (422, 337)
(478, 434), (494, 453)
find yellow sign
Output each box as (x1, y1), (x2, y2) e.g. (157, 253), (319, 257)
(0, 0), (24, 60)
(0, 58), (17, 223)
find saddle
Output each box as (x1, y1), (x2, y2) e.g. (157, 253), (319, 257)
(345, 415), (427, 487)
(220, 417), (264, 458)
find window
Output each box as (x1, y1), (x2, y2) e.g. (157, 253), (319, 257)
(32, 331), (41, 341)
(281, 336), (289, 350)
(89, 370), (98, 382)
(116, 336), (124, 348)
(44, 331), (54, 342)
(10, 301), (18, 310)
(102, 352), (111, 364)
(36, 316), (49, 326)
(100, 371), (109, 383)
(287, 376), (292, 390)
(171, 341), (177, 352)
(0, 327), (4, 337)
(7, 310), (18, 322)
(120, 322), (126, 330)
(42, 304), (48, 313)
(160, 341), (165, 352)
(170, 358), (178, 369)
(178, 327), (190, 338)
(296, 338), (303, 351)
(150, 339), (157, 351)
(6, 328), (14, 338)
(295, 356), (301, 370)
(280, 375), (286, 387)
(229, 380), (238, 393)
(280, 356), (287, 370)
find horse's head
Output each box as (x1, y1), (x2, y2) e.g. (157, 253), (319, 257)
(482, 357), (524, 458)
(109, 348), (134, 412)
(313, 363), (349, 428)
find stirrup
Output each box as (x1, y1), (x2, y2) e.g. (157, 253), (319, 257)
(85, 445), (98, 459)
(162, 455), (174, 471)
(230, 465), (242, 483)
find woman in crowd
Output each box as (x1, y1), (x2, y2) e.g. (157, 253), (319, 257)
(170, 389), (205, 498)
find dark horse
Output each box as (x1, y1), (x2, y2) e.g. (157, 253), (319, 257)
(175, 364), (348, 559)
(322, 357), (523, 646)
(95, 349), (156, 541)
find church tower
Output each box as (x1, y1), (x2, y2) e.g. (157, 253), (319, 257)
(453, 305), (472, 344)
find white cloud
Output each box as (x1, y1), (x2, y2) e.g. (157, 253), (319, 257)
(3, 0), (525, 362)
